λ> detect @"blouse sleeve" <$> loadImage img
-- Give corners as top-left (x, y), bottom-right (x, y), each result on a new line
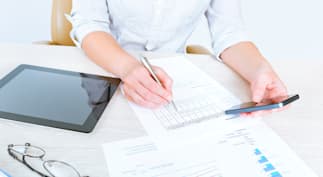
top-left (68, 0), bottom-right (112, 47)
top-left (206, 0), bottom-right (250, 61)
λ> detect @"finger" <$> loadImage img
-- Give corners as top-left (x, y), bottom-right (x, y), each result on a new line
top-left (268, 88), bottom-right (287, 99)
top-left (123, 84), bottom-right (159, 108)
top-left (132, 81), bottom-right (168, 105)
top-left (273, 104), bottom-right (290, 112)
top-left (139, 76), bottom-right (172, 102)
top-left (248, 110), bottom-right (273, 117)
top-left (251, 81), bottom-right (267, 103)
top-left (268, 80), bottom-right (288, 98)
top-left (240, 112), bottom-right (250, 117)
top-left (240, 112), bottom-right (258, 117)
top-left (153, 67), bottom-right (173, 92)
top-left (240, 109), bottom-right (270, 117)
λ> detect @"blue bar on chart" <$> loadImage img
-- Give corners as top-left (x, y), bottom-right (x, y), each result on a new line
top-left (264, 163), bottom-right (275, 172)
top-left (258, 156), bottom-right (268, 163)
top-left (270, 171), bottom-right (282, 177)
top-left (254, 148), bottom-right (262, 155)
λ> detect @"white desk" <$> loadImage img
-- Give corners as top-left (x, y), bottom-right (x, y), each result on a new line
top-left (0, 44), bottom-right (322, 177)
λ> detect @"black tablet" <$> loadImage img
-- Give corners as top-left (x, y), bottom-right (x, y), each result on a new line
top-left (0, 64), bottom-right (121, 133)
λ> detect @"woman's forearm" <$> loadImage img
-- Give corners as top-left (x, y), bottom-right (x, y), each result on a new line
top-left (220, 42), bottom-right (274, 83)
top-left (81, 31), bottom-right (140, 78)
top-left (81, 31), bottom-right (173, 108)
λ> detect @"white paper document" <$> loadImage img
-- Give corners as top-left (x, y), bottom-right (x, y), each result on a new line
top-left (128, 56), bottom-right (243, 148)
top-left (103, 120), bottom-right (318, 177)
top-left (106, 56), bottom-right (318, 177)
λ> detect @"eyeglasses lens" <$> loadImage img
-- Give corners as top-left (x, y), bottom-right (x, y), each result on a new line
top-left (44, 161), bottom-right (80, 177)
top-left (11, 145), bottom-right (45, 157)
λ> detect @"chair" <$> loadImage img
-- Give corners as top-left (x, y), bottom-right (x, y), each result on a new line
top-left (186, 45), bottom-right (214, 56)
top-left (51, 0), bottom-right (74, 45)
top-left (35, 0), bottom-right (74, 46)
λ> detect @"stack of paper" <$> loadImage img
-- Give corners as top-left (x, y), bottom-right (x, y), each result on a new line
top-left (103, 56), bottom-right (318, 177)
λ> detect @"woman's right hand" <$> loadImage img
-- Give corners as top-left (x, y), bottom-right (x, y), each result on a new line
top-left (121, 62), bottom-right (173, 108)
top-left (81, 32), bottom-right (173, 108)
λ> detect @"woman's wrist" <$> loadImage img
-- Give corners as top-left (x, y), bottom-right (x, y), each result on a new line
top-left (246, 58), bottom-right (273, 83)
top-left (118, 58), bottom-right (142, 80)
top-left (220, 42), bottom-right (276, 84)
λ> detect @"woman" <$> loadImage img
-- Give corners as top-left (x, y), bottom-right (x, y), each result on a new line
top-left (69, 0), bottom-right (287, 116)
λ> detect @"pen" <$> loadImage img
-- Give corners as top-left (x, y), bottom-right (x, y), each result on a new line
top-left (140, 56), bottom-right (177, 110)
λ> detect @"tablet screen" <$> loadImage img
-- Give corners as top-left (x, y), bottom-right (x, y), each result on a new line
top-left (0, 65), bottom-right (120, 132)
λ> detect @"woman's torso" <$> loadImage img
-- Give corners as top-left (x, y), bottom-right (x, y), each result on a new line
top-left (106, 0), bottom-right (212, 52)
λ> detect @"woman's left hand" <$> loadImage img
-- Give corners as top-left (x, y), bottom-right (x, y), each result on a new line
top-left (243, 64), bottom-right (288, 117)
top-left (220, 42), bottom-right (289, 117)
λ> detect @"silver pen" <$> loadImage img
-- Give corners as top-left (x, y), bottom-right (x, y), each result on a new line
top-left (140, 56), bottom-right (177, 110)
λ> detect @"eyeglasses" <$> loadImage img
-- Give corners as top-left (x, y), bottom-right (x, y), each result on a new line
top-left (8, 143), bottom-right (89, 177)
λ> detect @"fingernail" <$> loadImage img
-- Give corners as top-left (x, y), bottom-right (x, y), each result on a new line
top-left (253, 95), bottom-right (261, 102)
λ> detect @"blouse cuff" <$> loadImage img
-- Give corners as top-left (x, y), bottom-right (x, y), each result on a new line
top-left (70, 22), bottom-right (111, 48)
top-left (213, 31), bottom-right (250, 61)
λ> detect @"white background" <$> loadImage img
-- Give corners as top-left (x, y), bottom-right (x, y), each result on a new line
top-left (0, 0), bottom-right (322, 60)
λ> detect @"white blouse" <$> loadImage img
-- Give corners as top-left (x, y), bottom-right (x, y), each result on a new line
top-left (69, 0), bottom-right (249, 59)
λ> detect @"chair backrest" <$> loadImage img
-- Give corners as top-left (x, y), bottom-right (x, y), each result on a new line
top-left (51, 0), bottom-right (74, 46)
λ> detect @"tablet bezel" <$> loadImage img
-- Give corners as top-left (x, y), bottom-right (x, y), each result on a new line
top-left (0, 64), bottom-right (121, 133)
